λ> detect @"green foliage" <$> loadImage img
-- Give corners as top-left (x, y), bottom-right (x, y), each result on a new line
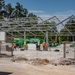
top-left (4, 3), bottom-right (13, 16)
top-left (0, 0), bottom-right (37, 18)
top-left (28, 13), bottom-right (38, 24)
top-left (60, 17), bottom-right (75, 41)
top-left (0, 0), bottom-right (5, 11)
top-left (0, 0), bottom-right (60, 43)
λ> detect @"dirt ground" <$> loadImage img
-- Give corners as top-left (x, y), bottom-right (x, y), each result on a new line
top-left (0, 58), bottom-right (75, 75)
top-left (0, 44), bottom-right (75, 75)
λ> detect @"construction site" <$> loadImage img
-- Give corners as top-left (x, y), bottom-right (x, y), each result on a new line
top-left (0, 15), bottom-right (75, 75)
top-left (0, 0), bottom-right (75, 75)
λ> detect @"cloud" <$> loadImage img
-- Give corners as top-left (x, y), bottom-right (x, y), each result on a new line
top-left (28, 10), bottom-right (44, 14)
top-left (54, 10), bottom-right (75, 15)
top-left (28, 10), bottom-right (75, 31)
top-left (36, 10), bottom-right (75, 32)
top-left (37, 10), bottom-right (75, 21)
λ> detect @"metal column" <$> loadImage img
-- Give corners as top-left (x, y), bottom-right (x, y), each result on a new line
top-left (11, 35), bottom-right (14, 56)
top-left (74, 47), bottom-right (75, 59)
top-left (5, 32), bottom-right (6, 43)
top-left (63, 43), bottom-right (66, 58)
top-left (59, 35), bottom-right (60, 44)
top-left (0, 44), bottom-right (1, 54)
top-left (46, 31), bottom-right (48, 51)
top-left (24, 29), bottom-right (26, 42)
top-left (73, 35), bottom-right (74, 42)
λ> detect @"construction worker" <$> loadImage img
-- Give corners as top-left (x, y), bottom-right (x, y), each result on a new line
top-left (36, 42), bottom-right (38, 50)
top-left (35, 41), bottom-right (40, 50)
top-left (13, 43), bottom-right (17, 50)
top-left (42, 41), bottom-right (47, 50)
top-left (24, 41), bottom-right (27, 50)
top-left (38, 41), bottom-right (40, 50)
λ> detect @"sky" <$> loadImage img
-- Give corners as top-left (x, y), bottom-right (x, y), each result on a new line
top-left (5, 0), bottom-right (75, 20)
top-left (4, 0), bottom-right (75, 32)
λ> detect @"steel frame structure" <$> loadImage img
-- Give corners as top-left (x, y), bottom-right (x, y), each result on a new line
top-left (0, 15), bottom-right (75, 42)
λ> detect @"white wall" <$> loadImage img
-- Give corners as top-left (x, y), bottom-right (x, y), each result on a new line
top-left (0, 32), bottom-right (6, 42)
top-left (28, 44), bottom-right (36, 50)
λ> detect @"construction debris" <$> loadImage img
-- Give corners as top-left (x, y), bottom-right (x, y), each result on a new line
top-left (29, 58), bottom-right (50, 65)
top-left (59, 58), bottom-right (75, 65)
top-left (11, 57), bottom-right (50, 65)
top-left (52, 58), bottom-right (75, 66)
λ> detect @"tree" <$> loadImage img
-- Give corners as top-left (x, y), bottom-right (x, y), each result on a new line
top-left (28, 13), bottom-right (38, 24)
top-left (45, 21), bottom-right (58, 42)
top-left (23, 8), bottom-right (28, 17)
top-left (0, 0), bottom-right (6, 18)
top-left (0, 10), bottom-right (7, 17)
top-left (66, 18), bottom-right (75, 33)
top-left (12, 2), bottom-right (28, 17)
top-left (4, 3), bottom-right (13, 17)
top-left (60, 17), bottom-right (75, 41)
top-left (0, 0), bottom-right (5, 11)
top-left (14, 2), bottom-right (22, 17)
top-left (28, 13), bottom-right (37, 17)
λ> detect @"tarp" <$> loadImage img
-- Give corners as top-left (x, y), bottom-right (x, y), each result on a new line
top-left (70, 43), bottom-right (75, 47)
top-left (14, 38), bottom-right (44, 45)
top-left (14, 38), bottom-right (30, 45)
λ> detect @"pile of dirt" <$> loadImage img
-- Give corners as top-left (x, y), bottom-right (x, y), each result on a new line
top-left (11, 57), bottom-right (50, 65)
top-left (59, 58), bottom-right (75, 65)
top-left (11, 57), bottom-right (28, 62)
top-left (29, 58), bottom-right (50, 65)
top-left (52, 58), bottom-right (75, 66)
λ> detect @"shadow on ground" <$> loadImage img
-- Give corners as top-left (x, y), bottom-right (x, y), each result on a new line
top-left (0, 72), bottom-right (12, 75)
top-left (0, 54), bottom-right (12, 58)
